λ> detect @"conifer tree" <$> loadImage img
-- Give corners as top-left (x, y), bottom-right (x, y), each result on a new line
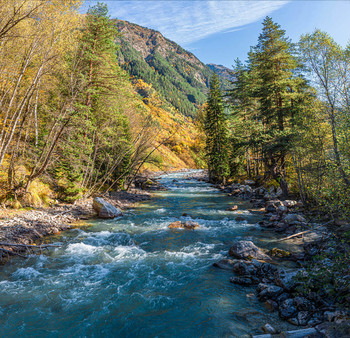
top-left (204, 73), bottom-right (229, 183)
top-left (66, 2), bottom-right (132, 193)
top-left (249, 17), bottom-right (308, 196)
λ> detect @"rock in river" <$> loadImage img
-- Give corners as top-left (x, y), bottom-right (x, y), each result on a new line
top-left (229, 241), bottom-right (271, 261)
top-left (168, 221), bottom-right (200, 230)
top-left (93, 197), bottom-right (123, 219)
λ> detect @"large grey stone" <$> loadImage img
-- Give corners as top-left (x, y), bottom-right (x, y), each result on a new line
top-left (93, 197), bottom-right (123, 219)
top-left (274, 269), bottom-right (298, 291)
top-left (284, 214), bottom-right (306, 224)
top-left (229, 241), bottom-right (271, 261)
top-left (258, 285), bottom-right (284, 301)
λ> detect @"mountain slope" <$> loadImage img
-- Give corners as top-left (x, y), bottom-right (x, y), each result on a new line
top-left (114, 20), bottom-right (213, 117)
top-left (207, 63), bottom-right (235, 82)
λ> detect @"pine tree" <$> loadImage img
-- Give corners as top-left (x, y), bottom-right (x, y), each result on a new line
top-left (64, 2), bottom-right (132, 194)
top-left (249, 17), bottom-right (308, 196)
top-left (204, 73), bottom-right (230, 183)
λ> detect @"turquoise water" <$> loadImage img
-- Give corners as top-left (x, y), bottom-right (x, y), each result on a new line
top-left (0, 171), bottom-right (292, 337)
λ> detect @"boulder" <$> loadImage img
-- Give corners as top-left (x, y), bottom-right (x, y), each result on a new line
top-left (168, 220), bottom-right (199, 230)
top-left (183, 221), bottom-right (200, 230)
top-left (93, 197), bottom-right (123, 219)
top-left (227, 205), bottom-right (238, 211)
top-left (279, 298), bottom-right (297, 319)
top-left (258, 285), bottom-right (284, 301)
top-left (168, 221), bottom-right (183, 229)
top-left (278, 205), bottom-right (288, 213)
top-left (293, 296), bottom-right (312, 311)
top-left (233, 261), bottom-right (255, 276)
top-left (244, 179), bottom-right (255, 186)
top-left (297, 311), bottom-right (311, 326)
top-left (283, 200), bottom-right (298, 208)
top-left (274, 269), bottom-right (298, 291)
top-left (284, 214), bottom-right (307, 224)
top-left (266, 200), bottom-right (284, 213)
top-left (229, 241), bottom-right (271, 261)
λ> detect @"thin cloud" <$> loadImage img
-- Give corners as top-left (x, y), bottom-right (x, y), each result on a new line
top-left (102, 1), bottom-right (289, 45)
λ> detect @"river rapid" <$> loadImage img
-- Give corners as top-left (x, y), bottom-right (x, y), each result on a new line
top-left (0, 170), bottom-right (293, 337)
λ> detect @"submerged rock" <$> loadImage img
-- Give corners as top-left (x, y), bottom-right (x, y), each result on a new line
top-left (229, 241), bottom-right (271, 261)
top-left (93, 197), bottom-right (123, 219)
top-left (213, 259), bottom-right (237, 270)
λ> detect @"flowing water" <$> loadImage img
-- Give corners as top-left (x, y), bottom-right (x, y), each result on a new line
top-left (0, 170), bottom-right (293, 337)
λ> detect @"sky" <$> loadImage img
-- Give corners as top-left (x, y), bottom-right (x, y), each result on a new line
top-left (83, 0), bottom-right (350, 68)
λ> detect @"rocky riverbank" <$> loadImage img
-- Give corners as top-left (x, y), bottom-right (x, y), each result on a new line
top-left (0, 188), bottom-right (152, 261)
top-left (188, 173), bottom-right (350, 336)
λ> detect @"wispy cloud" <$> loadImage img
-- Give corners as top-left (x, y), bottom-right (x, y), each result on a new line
top-left (97, 1), bottom-right (289, 45)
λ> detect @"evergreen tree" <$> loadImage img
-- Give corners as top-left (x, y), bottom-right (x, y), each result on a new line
top-left (249, 17), bottom-right (308, 196)
top-left (227, 59), bottom-right (260, 177)
top-left (204, 73), bottom-right (230, 183)
top-left (64, 2), bottom-right (132, 194)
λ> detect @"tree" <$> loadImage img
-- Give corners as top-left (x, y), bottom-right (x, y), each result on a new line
top-left (299, 30), bottom-right (350, 186)
top-left (204, 73), bottom-right (229, 183)
top-left (249, 17), bottom-right (308, 196)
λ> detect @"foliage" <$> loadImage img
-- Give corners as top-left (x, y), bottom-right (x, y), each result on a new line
top-left (204, 73), bottom-right (230, 183)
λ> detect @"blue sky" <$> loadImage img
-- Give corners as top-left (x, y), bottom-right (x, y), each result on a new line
top-left (84, 1), bottom-right (350, 68)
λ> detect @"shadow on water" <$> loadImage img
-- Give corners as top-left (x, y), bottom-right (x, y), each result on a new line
top-left (0, 170), bottom-right (294, 337)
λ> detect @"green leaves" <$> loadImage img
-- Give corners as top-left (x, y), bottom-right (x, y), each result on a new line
top-left (204, 73), bottom-right (230, 183)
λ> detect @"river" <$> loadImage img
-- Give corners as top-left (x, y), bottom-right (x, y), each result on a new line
top-left (0, 170), bottom-right (293, 337)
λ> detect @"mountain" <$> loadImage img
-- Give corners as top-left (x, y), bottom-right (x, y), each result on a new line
top-left (114, 20), bottom-right (214, 117)
top-left (207, 63), bottom-right (234, 82)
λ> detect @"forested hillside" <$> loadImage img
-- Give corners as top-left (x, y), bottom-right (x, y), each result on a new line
top-left (114, 20), bottom-right (214, 117)
top-left (0, 1), bottom-right (203, 207)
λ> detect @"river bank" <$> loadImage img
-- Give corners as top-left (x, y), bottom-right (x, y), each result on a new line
top-left (0, 188), bottom-right (152, 261)
top-left (0, 169), bottom-right (190, 259)
top-left (195, 173), bottom-right (350, 336)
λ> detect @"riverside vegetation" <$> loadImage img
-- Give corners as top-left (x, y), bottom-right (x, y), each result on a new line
top-left (0, 1), bottom-right (349, 336)
top-left (204, 16), bottom-right (350, 335)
